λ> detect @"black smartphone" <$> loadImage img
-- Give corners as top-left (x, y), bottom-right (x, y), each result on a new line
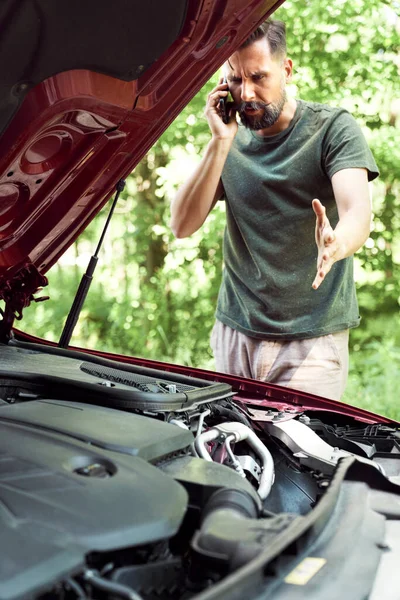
top-left (219, 77), bottom-right (230, 124)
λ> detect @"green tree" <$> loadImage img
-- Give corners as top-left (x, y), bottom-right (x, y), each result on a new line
top-left (19, 0), bottom-right (400, 417)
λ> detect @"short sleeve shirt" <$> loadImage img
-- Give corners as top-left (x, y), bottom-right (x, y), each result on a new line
top-left (217, 100), bottom-right (379, 339)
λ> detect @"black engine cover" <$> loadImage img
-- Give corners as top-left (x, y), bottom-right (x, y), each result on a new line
top-left (0, 401), bottom-right (189, 599)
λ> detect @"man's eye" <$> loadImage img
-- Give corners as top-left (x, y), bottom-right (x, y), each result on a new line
top-left (253, 75), bottom-right (265, 81)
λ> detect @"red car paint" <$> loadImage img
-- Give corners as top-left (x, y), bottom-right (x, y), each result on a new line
top-left (0, 0), bottom-right (284, 307)
top-left (2, 0), bottom-right (394, 429)
top-left (16, 330), bottom-right (399, 426)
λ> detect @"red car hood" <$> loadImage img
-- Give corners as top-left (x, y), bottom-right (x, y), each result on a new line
top-left (1, 0), bottom-right (395, 429)
top-left (0, 0), bottom-right (282, 322)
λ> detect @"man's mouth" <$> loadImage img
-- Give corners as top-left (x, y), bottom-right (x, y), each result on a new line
top-left (240, 102), bottom-right (267, 115)
top-left (239, 94), bottom-right (285, 130)
top-left (244, 107), bottom-right (261, 114)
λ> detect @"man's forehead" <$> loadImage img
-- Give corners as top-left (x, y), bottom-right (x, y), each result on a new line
top-left (226, 39), bottom-right (278, 73)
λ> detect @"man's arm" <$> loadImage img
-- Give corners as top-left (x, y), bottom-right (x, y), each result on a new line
top-left (170, 80), bottom-right (237, 239)
top-left (312, 167), bottom-right (371, 290)
top-left (170, 138), bottom-right (229, 238)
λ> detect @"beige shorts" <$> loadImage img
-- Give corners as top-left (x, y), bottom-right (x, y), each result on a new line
top-left (210, 320), bottom-right (349, 401)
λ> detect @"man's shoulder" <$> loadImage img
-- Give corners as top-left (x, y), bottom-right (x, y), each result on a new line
top-left (298, 99), bottom-right (349, 121)
top-left (297, 100), bottom-right (360, 137)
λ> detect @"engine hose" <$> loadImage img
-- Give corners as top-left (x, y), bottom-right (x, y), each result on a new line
top-left (191, 488), bottom-right (267, 575)
top-left (201, 487), bottom-right (260, 522)
top-left (212, 405), bottom-right (252, 428)
top-left (64, 578), bottom-right (87, 599)
top-left (195, 422), bottom-right (275, 500)
top-left (83, 570), bottom-right (144, 600)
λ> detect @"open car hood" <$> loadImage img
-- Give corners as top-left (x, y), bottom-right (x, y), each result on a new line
top-left (0, 0), bottom-right (282, 324)
top-left (0, 5), bottom-right (400, 597)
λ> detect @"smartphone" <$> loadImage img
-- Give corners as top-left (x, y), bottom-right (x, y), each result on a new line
top-left (219, 77), bottom-right (230, 124)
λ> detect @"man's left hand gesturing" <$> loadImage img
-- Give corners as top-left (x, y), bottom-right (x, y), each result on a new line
top-left (312, 198), bottom-right (345, 290)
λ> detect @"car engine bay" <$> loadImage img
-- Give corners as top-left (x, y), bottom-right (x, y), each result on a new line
top-left (0, 341), bottom-right (399, 600)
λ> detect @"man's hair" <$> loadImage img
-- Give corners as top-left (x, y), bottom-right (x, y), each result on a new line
top-left (241, 19), bottom-right (286, 58)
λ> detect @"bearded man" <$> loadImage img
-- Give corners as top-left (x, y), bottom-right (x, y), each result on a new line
top-left (170, 19), bottom-right (379, 400)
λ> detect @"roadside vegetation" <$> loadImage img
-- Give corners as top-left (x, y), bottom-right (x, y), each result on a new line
top-left (19, 0), bottom-right (400, 419)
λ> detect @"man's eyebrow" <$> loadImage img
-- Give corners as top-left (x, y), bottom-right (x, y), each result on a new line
top-left (227, 69), bottom-right (270, 79)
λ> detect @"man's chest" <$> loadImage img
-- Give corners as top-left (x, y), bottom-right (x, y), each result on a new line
top-left (221, 132), bottom-right (334, 217)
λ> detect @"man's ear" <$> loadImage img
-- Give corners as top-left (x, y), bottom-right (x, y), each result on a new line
top-left (284, 58), bottom-right (293, 82)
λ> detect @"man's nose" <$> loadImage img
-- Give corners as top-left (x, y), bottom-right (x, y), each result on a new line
top-left (241, 81), bottom-right (256, 102)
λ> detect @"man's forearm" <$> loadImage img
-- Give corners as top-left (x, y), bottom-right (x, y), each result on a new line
top-left (331, 167), bottom-right (372, 260)
top-left (333, 207), bottom-right (371, 260)
top-left (170, 137), bottom-right (232, 238)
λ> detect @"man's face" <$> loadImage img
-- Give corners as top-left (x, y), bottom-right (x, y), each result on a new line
top-left (226, 38), bottom-right (292, 131)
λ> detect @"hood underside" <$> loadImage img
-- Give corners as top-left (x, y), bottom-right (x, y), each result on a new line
top-left (0, 0), bottom-right (281, 312)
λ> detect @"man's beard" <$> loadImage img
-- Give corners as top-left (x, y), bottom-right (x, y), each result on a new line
top-left (238, 88), bottom-right (287, 131)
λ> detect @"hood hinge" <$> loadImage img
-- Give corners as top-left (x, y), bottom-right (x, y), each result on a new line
top-left (0, 264), bottom-right (49, 343)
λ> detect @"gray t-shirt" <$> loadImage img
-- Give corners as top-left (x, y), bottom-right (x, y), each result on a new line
top-left (217, 99), bottom-right (379, 340)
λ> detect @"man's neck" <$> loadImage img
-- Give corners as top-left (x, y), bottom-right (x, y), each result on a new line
top-left (255, 97), bottom-right (298, 137)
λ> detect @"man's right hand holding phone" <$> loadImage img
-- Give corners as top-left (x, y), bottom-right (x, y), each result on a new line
top-left (205, 77), bottom-right (238, 141)
top-left (171, 76), bottom-right (237, 238)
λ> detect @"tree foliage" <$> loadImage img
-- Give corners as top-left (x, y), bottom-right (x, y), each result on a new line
top-left (18, 0), bottom-right (400, 416)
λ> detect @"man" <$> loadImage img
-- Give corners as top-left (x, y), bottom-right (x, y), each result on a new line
top-left (170, 19), bottom-right (379, 400)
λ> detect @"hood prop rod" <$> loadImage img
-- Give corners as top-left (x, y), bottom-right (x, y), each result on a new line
top-left (58, 179), bottom-right (126, 348)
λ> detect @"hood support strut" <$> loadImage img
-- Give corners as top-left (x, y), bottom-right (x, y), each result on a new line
top-left (58, 179), bottom-right (126, 348)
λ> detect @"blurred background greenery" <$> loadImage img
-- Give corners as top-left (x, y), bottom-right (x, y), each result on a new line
top-left (18, 0), bottom-right (400, 419)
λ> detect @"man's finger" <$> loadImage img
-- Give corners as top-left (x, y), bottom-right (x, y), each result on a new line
top-left (312, 198), bottom-right (324, 215)
top-left (323, 227), bottom-right (335, 245)
top-left (312, 198), bottom-right (326, 226)
top-left (312, 269), bottom-right (325, 289)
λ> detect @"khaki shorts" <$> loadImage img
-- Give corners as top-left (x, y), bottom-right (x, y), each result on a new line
top-left (210, 320), bottom-right (349, 401)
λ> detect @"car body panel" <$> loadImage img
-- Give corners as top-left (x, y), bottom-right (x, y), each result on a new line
top-left (15, 330), bottom-right (400, 426)
top-left (0, 0), bottom-right (399, 590)
top-left (0, 0), bottom-right (283, 312)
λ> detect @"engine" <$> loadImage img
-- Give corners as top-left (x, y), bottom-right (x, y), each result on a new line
top-left (0, 343), bottom-right (399, 600)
